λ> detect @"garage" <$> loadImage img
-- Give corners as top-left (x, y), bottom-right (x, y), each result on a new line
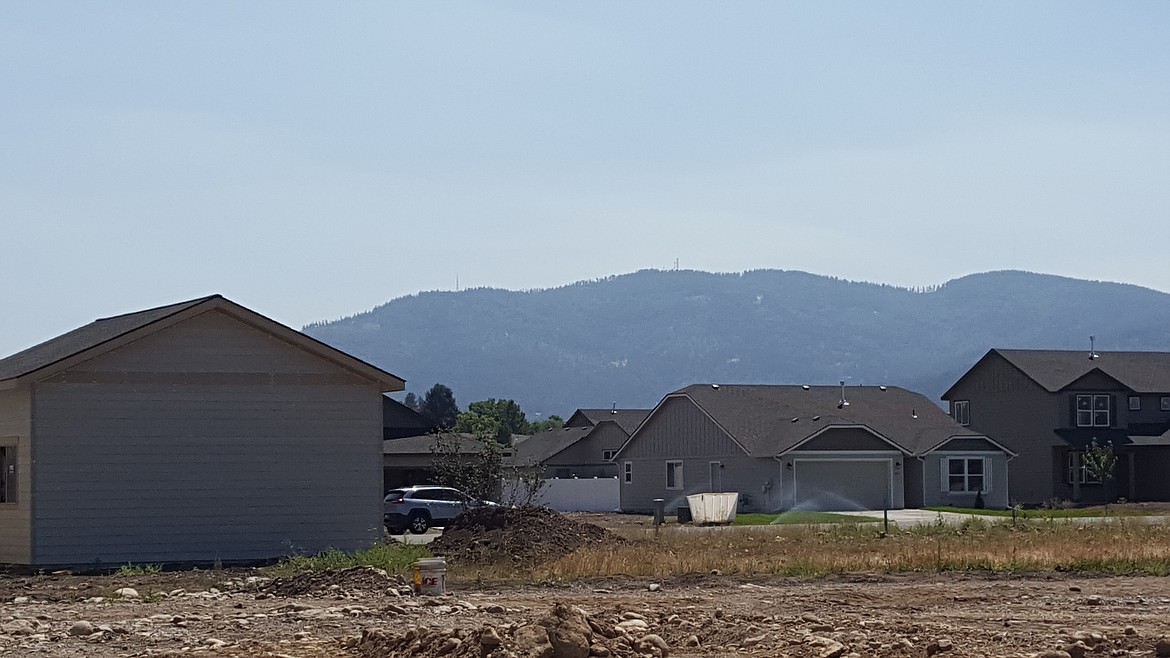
top-left (792, 459), bottom-right (893, 511)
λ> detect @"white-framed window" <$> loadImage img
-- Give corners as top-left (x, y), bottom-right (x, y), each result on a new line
top-left (1162, 396), bottom-right (1170, 412)
top-left (1066, 452), bottom-right (1103, 485)
top-left (622, 461), bottom-right (633, 484)
top-left (665, 460), bottom-right (684, 490)
top-left (942, 456), bottom-right (989, 494)
top-left (952, 400), bottom-right (970, 426)
top-left (602, 449), bottom-right (616, 461)
top-left (1129, 396), bottom-right (1141, 411)
top-left (1075, 394), bottom-right (1111, 427)
top-left (0, 446), bottom-right (15, 503)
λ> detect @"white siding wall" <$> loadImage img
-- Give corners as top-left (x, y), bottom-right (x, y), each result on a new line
top-left (29, 310), bottom-right (385, 566)
top-left (0, 387), bottom-right (31, 563)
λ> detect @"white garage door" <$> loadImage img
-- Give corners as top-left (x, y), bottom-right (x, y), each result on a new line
top-left (793, 460), bottom-right (891, 511)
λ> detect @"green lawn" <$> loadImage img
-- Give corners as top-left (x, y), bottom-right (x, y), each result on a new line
top-left (925, 506), bottom-right (1154, 518)
top-left (734, 511), bottom-right (881, 525)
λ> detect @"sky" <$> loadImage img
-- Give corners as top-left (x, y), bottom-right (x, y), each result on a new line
top-left (3, 2), bottom-right (1169, 356)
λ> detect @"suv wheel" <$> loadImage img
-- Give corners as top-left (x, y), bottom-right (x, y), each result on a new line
top-left (408, 512), bottom-right (430, 535)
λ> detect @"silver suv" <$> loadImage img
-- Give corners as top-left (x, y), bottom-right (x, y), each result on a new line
top-left (383, 485), bottom-right (496, 534)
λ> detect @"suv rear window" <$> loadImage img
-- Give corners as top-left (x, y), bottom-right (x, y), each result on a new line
top-left (384, 490), bottom-right (405, 500)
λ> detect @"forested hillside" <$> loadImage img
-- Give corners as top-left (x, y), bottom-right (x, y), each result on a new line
top-left (303, 270), bottom-right (1170, 417)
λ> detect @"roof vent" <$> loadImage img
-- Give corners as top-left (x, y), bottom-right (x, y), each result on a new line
top-left (802, 384), bottom-right (810, 391)
top-left (711, 383), bottom-right (720, 390)
top-left (790, 417), bottom-right (799, 423)
top-left (811, 415), bottom-right (821, 421)
top-left (879, 385), bottom-right (887, 391)
top-left (1089, 335), bottom-right (1099, 360)
top-left (837, 380), bottom-right (850, 409)
top-left (911, 408), bottom-right (918, 419)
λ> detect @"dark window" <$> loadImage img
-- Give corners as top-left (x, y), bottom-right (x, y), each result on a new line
top-left (666, 460), bottom-right (683, 490)
top-left (602, 449), bottom-right (616, 461)
top-left (0, 447), bottom-right (14, 503)
top-left (1129, 396), bottom-right (1141, 411)
top-left (1076, 394), bottom-right (1111, 427)
top-left (1066, 452), bottom-right (1102, 485)
top-left (953, 400), bottom-right (970, 426)
top-left (944, 457), bottom-right (987, 493)
top-left (623, 461), bottom-right (633, 484)
top-left (1162, 397), bottom-right (1170, 412)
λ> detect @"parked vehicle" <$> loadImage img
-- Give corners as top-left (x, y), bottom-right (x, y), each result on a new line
top-left (383, 485), bottom-right (497, 534)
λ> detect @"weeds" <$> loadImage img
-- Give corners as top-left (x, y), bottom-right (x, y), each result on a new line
top-left (116, 563), bottom-right (162, 576)
top-left (267, 542), bottom-right (431, 578)
top-left (450, 518), bottom-right (1170, 583)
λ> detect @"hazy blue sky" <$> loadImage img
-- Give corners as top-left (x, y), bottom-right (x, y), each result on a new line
top-left (3, 3), bottom-right (1169, 355)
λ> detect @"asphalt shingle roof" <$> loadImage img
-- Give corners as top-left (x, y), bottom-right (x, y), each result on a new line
top-left (571, 409), bottom-right (651, 434)
top-left (511, 426), bottom-right (594, 464)
top-left (672, 384), bottom-right (984, 457)
top-left (0, 296), bottom-right (216, 382)
top-left (993, 349), bottom-right (1170, 393)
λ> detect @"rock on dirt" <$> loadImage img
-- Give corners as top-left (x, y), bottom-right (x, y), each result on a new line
top-left (428, 507), bottom-right (623, 566)
top-left (356, 602), bottom-right (667, 658)
top-left (262, 566), bottom-right (398, 597)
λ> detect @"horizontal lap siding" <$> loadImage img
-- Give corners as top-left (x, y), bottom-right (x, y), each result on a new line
top-left (619, 398), bottom-right (776, 512)
top-left (30, 313), bottom-right (383, 566)
top-left (0, 387), bottom-right (31, 563)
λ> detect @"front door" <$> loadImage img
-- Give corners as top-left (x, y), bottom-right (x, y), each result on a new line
top-left (709, 461), bottom-right (722, 492)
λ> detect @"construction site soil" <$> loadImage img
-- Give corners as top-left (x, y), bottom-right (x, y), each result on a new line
top-left (2, 508), bottom-right (1169, 658)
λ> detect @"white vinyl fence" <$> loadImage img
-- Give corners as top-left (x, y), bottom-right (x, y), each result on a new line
top-left (502, 477), bottom-right (620, 512)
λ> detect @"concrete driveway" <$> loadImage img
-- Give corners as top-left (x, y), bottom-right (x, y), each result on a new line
top-left (846, 509), bottom-right (984, 527)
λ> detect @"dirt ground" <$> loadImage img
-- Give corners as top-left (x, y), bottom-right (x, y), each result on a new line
top-left (3, 510), bottom-right (1170, 658)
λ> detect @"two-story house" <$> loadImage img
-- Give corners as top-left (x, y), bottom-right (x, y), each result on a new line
top-left (943, 349), bottom-right (1170, 505)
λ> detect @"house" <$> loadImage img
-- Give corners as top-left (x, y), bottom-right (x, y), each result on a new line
top-left (383, 396), bottom-right (439, 440)
top-left (513, 408), bottom-right (651, 478)
top-left (943, 349), bottom-right (1170, 505)
top-left (382, 432), bottom-right (513, 490)
top-left (0, 295), bottom-right (404, 567)
top-left (614, 384), bottom-right (1012, 513)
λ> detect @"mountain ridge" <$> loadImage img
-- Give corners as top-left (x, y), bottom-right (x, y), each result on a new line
top-left (303, 269), bottom-right (1170, 416)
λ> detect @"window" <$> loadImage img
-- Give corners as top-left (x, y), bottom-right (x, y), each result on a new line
top-left (602, 450), bottom-right (616, 461)
top-left (943, 457), bottom-right (988, 494)
top-left (952, 400), bottom-right (970, 426)
top-left (665, 460), bottom-right (684, 490)
top-left (1129, 396), bottom-right (1141, 411)
top-left (1075, 394), bottom-right (1111, 427)
top-left (1162, 397), bottom-right (1170, 412)
top-left (622, 461), bottom-right (633, 484)
top-left (1066, 452), bottom-right (1102, 485)
top-left (0, 447), bottom-right (15, 503)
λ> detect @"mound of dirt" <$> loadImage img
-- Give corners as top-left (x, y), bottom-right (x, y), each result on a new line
top-left (262, 566), bottom-right (401, 597)
top-left (428, 506), bottom-right (623, 566)
top-left (356, 602), bottom-right (667, 658)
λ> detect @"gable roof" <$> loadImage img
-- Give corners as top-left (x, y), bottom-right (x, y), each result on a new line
top-left (382, 432), bottom-right (510, 456)
top-left (511, 426), bottom-right (595, 464)
top-left (649, 384), bottom-right (988, 458)
top-left (944, 349), bottom-right (1170, 398)
top-left (566, 408), bottom-right (651, 434)
top-left (0, 295), bottom-right (405, 390)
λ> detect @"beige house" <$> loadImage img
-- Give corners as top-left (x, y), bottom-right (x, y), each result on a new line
top-left (0, 295), bottom-right (403, 567)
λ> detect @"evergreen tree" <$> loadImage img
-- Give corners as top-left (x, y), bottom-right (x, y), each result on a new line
top-left (403, 392), bottom-right (421, 413)
top-left (419, 383), bottom-right (459, 429)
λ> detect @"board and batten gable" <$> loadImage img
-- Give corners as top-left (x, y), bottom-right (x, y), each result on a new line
top-left (28, 308), bottom-right (386, 566)
top-left (945, 351), bottom-right (1069, 504)
top-left (0, 386), bottom-right (32, 564)
top-left (543, 422), bottom-right (627, 478)
top-left (617, 396), bottom-right (781, 513)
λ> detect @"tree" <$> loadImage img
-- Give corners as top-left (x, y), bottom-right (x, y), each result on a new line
top-left (1082, 439), bottom-right (1117, 491)
top-left (403, 392), bottom-right (421, 413)
top-left (528, 414), bottom-right (565, 433)
top-left (419, 384), bottom-right (459, 429)
top-left (456, 398), bottom-right (528, 443)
